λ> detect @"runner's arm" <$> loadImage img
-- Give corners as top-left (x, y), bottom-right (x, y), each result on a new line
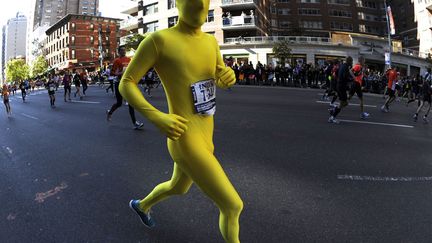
top-left (119, 34), bottom-right (188, 140)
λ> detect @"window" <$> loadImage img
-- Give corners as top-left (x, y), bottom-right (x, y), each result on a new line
top-left (206, 10), bottom-right (214, 23)
top-left (71, 36), bottom-right (75, 45)
top-left (168, 16), bottom-right (178, 28)
top-left (327, 0), bottom-right (350, 5)
top-left (90, 36), bottom-right (94, 44)
top-left (356, 0), bottom-right (377, 9)
top-left (144, 3), bottom-right (158, 16)
top-left (279, 21), bottom-right (291, 28)
top-left (90, 23), bottom-right (94, 30)
top-left (298, 8), bottom-right (321, 15)
top-left (277, 8), bottom-right (290, 15)
top-left (71, 49), bottom-right (75, 59)
top-left (330, 21), bottom-right (353, 30)
top-left (168, 0), bottom-right (176, 9)
top-left (299, 20), bottom-right (322, 29)
top-left (329, 10), bottom-right (351, 18)
top-left (71, 22), bottom-right (76, 31)
top-left (144, 21), bottom-right (159, 33)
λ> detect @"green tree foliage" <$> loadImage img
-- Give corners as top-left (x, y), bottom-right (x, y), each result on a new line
top-left (6, 59), bottom-right (30, 83)
top-left (31, 55), bottom-right (49, 78)
top-left (272, 40), bottom-right (292, 65)
top-left (124, 33), bottom-right (148, 51)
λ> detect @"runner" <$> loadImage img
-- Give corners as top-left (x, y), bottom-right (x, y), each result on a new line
top-left (63, 71), bottom-right (72, 102)
top-left (120, 1), bottom-right (243, 242)
top-left (19, 81), bottom-right (26, 102)
top-left (46, 75), bottom-right (57, 108)
top-left (413, 68), bottom-right (432, 123)
top-left (106, 45), bottom-right (144, 130)
top-left (73, 70), bottom-right (83, 100)
top-left (1, 84), bottom-right (11, 116)
top-left (348, 56), bottom-right (369, 119)
top-left (381, 67), bottom-right (399, 113)
top-left (328, 56), bottom-right (354, 123)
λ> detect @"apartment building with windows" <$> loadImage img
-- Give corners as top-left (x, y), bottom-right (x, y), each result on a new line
top-left (1, 13), bottom-right (27, 81)
top-left (122, 0), bottom-right (430, 75)
top-left (44, 14), bottom-right (121, 71)
top-left (411, 0), bottom-right (432, 59)
top-left (27, 0), bottom-right (100, 65)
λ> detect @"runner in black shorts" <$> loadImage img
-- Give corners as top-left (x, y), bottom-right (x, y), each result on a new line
top-left (413, 69), bottom-right (432, 123)
top-left (328, 56), bottom-right (353, 123)
top-left (348, 56), bottom-right (369, 119)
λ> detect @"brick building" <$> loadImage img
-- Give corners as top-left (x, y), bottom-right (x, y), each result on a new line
top-left (44, 14), bottom-right (121, 72)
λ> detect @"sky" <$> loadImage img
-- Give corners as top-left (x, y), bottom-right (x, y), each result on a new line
top-left (0, 0), bottom-right (130, 27)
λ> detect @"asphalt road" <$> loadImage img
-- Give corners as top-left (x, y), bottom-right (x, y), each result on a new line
top-left (0, 85), bottom-right (431, 243)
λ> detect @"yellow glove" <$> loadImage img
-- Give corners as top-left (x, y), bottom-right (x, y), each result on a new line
top-left (148, 112), bottom-right (189, 141)
top-left (216, 65), bottom-right (236, 89)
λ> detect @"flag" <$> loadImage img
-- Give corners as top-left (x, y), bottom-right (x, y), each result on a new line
top-left (387, 6), bottom-right (396, 35)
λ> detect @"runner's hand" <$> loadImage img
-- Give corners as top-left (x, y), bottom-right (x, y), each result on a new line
top-left (151, 113), bottom-right (189, 140)
top-left (216, 65), bottom-right (236, 89)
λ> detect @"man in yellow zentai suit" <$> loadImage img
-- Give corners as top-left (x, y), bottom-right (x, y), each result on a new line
top-left (119, 0), bottom-right (243, 242)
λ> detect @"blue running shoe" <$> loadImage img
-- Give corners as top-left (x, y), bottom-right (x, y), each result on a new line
top-left (129, 200), bottom-right (156, 228)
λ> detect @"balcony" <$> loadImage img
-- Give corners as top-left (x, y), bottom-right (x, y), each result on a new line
top-left (120, 17), bottom-right (139, 31)
top-left (426, 0), bottom-right (432, 12)
top-left (221, 0), bottom-right (257, 10)
top-left (222, 16), bottom-right (257, 30)
top-left (121, 0), bottom-right (140, 15)
top-left (224, 36), bottom-right (333, 46)
top-left (223, 35), bottom-right (429, 59)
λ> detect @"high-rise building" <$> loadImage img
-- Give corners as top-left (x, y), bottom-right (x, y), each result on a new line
top-left (411, 0), bottom-right (432, 59)
top-left (1, 13), bottom-right (27, 81)
top-left (1, 26), bottom-right (6, 82)
top-left (388, 0), bottom-right (418, 51)
top-left (122, 0), bottom-right (430, 75)
top-left (31, 0), bottom-right (100, 30)
top-left (27, 0), bottom-right (100, 65)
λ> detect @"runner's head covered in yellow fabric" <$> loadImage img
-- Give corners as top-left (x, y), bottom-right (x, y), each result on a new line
top-left (176, 0), bottom-right (210, 28)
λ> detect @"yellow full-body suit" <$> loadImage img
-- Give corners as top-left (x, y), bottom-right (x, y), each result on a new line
top-left (119, 1), bottom-right (243, 242)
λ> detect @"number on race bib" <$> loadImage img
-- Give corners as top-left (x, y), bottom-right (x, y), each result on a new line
top-left (191, 79), bottom-right (216, 116)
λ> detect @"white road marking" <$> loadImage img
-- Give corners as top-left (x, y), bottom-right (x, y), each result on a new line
top-left (338, 175), bottom-right (432, 182)
top-left (338, 119), bottom-right (414, 128)
top-left (70, 100), bottom-right (100, 104)
top-left (21, 113), bottom-right (39, 120)
top-left (316, 100), bottom-right (377, 108)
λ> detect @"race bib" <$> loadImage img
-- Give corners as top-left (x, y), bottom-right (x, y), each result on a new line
top-left (191, 79), bottom-right (216, 116)
top-left (49, 86), bottom-right (55, 91)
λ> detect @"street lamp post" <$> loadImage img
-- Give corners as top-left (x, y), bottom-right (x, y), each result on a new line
top-left (384, 0), bottom-right (392, 69)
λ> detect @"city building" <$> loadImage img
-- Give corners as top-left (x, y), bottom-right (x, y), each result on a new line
top-left (388, 0), bottom-right (418, 51)
top-left (27, 0), bottom-right (100, 65)
top-left (119, 0), bottom-right (144, 45)
top-left (124, 0), bottom-right (430, 75)
top-left (1, 13), bottom-right (27, 81)
top-left (1, 26), bottom-right (6, 81)
top-left (411, 0), bottom-right (432, 60)
top-left (44, 14), bottom-right (121, 72)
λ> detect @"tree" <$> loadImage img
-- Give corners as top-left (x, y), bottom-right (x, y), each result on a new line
top-left (124, 33), bottom-right (148, 51)
top-left (5, 59), bottom-right (30, 83)
top-left (272, 40), bottom-right (292, 65)
top-left (31, 55), bottom-right (49, 78)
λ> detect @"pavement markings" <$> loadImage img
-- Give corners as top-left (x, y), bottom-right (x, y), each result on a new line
top-left (338, 119), bottom-right (414, 128)
top-left (316, 100), bottom-right (377, 108)
top-left (70, 100), bottom-right (100, 104)
top-left (21, 113), bottom-right (39, 120)
top-left (338, 175), bottom-right (432, 182)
